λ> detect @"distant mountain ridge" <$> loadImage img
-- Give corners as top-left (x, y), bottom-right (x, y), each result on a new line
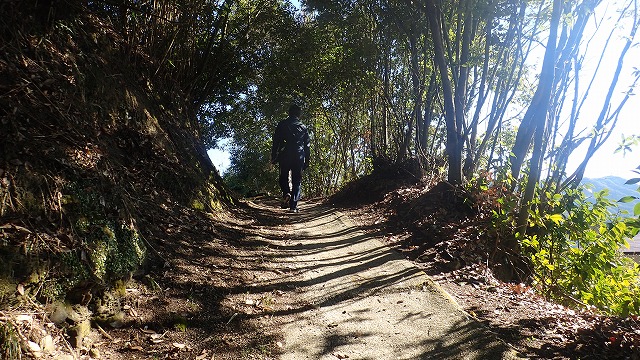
top-left (582, 176), bottom-right (639, 215)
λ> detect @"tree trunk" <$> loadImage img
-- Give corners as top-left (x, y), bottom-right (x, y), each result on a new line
top-left (513, 0), bottom-right (562, 232)
top-left (510, 0), bottom-right (561, 182)
top-left (455, 1), bottom-right (473, 179)
top-left (426, 0), bottom-right (462, 185)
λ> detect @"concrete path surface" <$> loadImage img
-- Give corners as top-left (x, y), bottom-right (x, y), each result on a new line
top-left (254, 200), bottom-right (522, 360)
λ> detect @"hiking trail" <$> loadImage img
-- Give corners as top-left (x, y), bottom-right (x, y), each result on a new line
top-left (248, 199), bottom-right (520, 360)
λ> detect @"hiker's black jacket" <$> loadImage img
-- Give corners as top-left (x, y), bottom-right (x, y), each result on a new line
top-left (271, 116), bottom-right (310, 167)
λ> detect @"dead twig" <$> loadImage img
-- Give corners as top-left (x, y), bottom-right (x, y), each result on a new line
top-left (95, 323), bottom-right (113, 341)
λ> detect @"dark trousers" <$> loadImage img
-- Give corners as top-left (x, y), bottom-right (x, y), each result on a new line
top-left (279, 158), bottom-right (303, 209)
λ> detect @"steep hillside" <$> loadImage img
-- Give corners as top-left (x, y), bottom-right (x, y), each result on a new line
top-left (1, 2), bottom-right (232, 357)
top-left (583, 176), bottom-right (639, 214)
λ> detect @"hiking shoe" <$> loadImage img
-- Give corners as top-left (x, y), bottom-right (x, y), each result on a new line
top-left (281, 194), bottom-right (291, 209)
top-left (288, 208), bottom-right (298, 213)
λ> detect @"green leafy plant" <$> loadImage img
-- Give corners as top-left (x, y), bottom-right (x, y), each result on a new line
top-left (520, 185), bottom-right (640, 316)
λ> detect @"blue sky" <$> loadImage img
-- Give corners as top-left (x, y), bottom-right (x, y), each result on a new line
top-left (208, 140), bottom-right (231, 174)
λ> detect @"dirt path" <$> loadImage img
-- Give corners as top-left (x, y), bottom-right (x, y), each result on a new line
top-left (88, 198), bottom-right (522, 359)
top-left (249, 199), bottom-right (522, 360)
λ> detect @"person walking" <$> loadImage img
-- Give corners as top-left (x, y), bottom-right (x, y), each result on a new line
top-left (271, 104), bottom-right (310, 212)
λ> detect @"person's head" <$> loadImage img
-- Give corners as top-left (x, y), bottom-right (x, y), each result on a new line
top-left (288, 104), bottom-right (302, 118)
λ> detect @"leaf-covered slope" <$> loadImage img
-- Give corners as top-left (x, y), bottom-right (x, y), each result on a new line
top-left (0, 3), bottom-right (230, 305)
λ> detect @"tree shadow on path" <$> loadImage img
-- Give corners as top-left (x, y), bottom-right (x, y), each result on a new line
top-left (245, 198), bottom-right (519, 360)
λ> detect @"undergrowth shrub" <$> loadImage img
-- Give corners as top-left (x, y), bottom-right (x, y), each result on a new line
top-left (518, 186), bottom-right (640, 316)
top-left (471, 165), bottom-right (640, 316)
top-left (0, 321), bottom-right (20, 360)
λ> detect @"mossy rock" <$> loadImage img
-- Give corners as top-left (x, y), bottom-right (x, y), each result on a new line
top-left (0, 278), bottom-right (17, 305)
top-left (191, 175), bottom-right (233, 212)
top-left (68, 319), bottom-right (91, 348)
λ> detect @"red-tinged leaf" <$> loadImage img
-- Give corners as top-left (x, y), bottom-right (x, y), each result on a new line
top-left (512, 283), bottom-right (530, 294)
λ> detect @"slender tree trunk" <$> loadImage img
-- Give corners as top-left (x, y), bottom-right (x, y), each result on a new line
top-left (513, 0), bottom-right (562, 232)
top-left (370, 97), bottom-right (377, 159)
top-left (421, 73), bottom-right (437, 152)
top-left (456, 1), bottom-right (473, 179)
top-left (383, 51), bottom-right (390, 156)
top-left (510, 0), bottom-right (561, 182)
top-left (426, 0), bottom-right (462, 185)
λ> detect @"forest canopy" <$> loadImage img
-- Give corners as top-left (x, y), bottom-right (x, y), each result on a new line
top-left (201, 0), bottom-right (639, 201)
top-left (199, 0), bottom-right (640, 314)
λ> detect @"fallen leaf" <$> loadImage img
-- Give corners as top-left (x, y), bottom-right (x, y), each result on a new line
top-left (40, 335), bottom-right (54, 353)
top-left (27, 341), bottom-right (41, 352)
top-left (195, 350), bottom-right (209, 360)
top-left (16, 314), bottom-right (32, 322)
top-left (333, 352), bottom-right (349, 359)
top-left (226, 312), bottom-right (238, 325)
top-left (173, 342), bottom-right (186, 349)
top-left (276, 341), bottom-right (283, 348)
top-left (17, 284), bottom-right (24, 296)
top-left (148, 332), bottom-right (165, 344)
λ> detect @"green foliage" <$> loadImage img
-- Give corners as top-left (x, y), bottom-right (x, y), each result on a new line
top-left (615, 135), bottom-right (640, 157)
top-left (469, 170), bottom-right (518, 236)
top-left (475, 162), bottom-right (640, 317)
top-left (518, 186), bottom-right (640, 316)
top-left (171, 313), bottom-right (188, 332)
top-left (224, 130), bottom-right (280, 196)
